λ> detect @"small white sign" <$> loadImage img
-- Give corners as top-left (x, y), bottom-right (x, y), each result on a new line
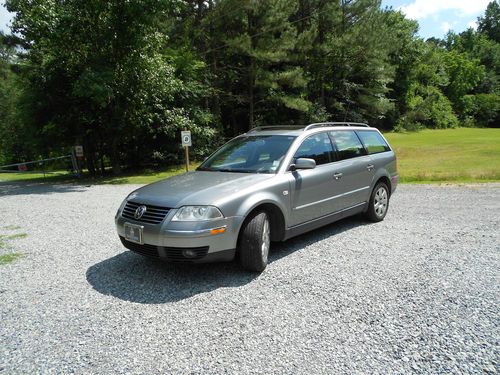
top-left (75, 145), bottom-right (84, 157)
top-left (181, 131), bottom-right (192, 147)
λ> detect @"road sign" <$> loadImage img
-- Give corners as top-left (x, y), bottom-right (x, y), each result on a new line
top-left (75, 145), bottom-right (84, 158)
top-left (181, 131), bottom-right (192, 147)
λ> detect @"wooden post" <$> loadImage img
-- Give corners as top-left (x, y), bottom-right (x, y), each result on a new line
top-left (185, 146), bottom-right (190, 172)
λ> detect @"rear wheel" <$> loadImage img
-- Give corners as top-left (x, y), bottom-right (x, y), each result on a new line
top-left (366, 182), bottom-right (389, 222)
top-left (238, 211), bottom-right (270, 272)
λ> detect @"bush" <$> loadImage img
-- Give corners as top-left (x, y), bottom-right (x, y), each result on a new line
top-left (461, 94), bottom-right (500, 127)
top-left (397, 85), bottom-right (459, 130)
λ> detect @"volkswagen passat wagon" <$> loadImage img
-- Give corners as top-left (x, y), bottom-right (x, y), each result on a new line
top-left (115, 122), bottom-right (398, 272)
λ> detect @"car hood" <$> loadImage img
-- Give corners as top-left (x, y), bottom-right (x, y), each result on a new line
top-left (127, 171), bottom-right (274, 208)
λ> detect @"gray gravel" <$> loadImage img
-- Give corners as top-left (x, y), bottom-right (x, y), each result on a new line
top-left (0, 181), bottom-right (498, 374)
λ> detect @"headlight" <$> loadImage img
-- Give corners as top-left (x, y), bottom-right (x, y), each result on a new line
top-left (172, 206), bottom-right (223, 221)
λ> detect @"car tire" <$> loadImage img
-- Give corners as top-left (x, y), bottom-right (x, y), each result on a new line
top-left (238, 211), bottom-right (271, 272)
top-left (366, 182), bottom-right (390, 222)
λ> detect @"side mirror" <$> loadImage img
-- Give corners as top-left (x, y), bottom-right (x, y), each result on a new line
top-left (290, 158), bottom-right (316, 171)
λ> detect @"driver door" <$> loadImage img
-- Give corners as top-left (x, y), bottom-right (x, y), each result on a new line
top-left (288, 132), bottom-right (337, 226)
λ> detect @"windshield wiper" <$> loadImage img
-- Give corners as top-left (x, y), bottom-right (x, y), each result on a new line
top-left (211, 168), bottom-right (256, 173)
top-left (199, 167), bottom-right (267, 173)
top-left (197, 167), bottom-right (214, 171)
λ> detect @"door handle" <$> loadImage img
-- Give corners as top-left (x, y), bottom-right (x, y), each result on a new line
top-left (333, 172), bottom-right (343, 180)
top-left (366, 164), bottom-right (375, 171)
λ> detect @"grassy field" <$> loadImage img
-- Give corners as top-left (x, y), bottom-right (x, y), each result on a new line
top-left (0, 128), bottom-right (499, 184)
top-left (384, 128), bottom-right (500, 183)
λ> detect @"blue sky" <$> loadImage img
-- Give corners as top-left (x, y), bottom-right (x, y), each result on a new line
top-left (0, 0), bottom-right (492, 39)
top-left (0, 1), bottom-right (11, 33)
top-left (382, 0), bottom-right (491, 39)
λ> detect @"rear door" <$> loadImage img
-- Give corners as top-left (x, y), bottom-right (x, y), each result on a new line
top-left (288, 132), bottom-right (337, 226)
top-left (328, 130), bottom-right (374, 211)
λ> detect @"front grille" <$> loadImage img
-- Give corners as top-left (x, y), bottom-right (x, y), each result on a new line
top-left (121, 201), bottom-right (170, 225)
top-left (120, 236), bottom-right (159, 258)
top-left (119, 237), bottom-right (209, 262)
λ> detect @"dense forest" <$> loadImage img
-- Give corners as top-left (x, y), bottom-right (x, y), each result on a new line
top-left (1, 0), bottom-right (499, 174)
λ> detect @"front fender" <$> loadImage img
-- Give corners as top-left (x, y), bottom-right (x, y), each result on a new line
top-left (214, 178), bottom-right (290, 238)
top-left (236, 191), bottom-right (288, 221)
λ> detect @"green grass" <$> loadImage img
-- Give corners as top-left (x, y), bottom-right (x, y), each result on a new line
top-left (2, 233), bottom-right (28, 240)
top-left (0, 233), bottom-right (28, 248)
top-left (0, 164), bottom-right (197, 185)
top-left (0, 171), bottom-right (73, 183)
top-left (3, 225), bottom-right (22, 230)
top-left (0, 252), bottom-right (24, 265)
top-left (384, 128), bottom-right (500, 183)
top-left (1, 128), bottom-right (499, 184)
top-left (0, 230), bottom-right (27, 266)
top-left (86, 164), bottom-right (200, 184)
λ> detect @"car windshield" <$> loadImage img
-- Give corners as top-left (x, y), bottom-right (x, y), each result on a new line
top-left (197, 135), bottom-right (296, 174)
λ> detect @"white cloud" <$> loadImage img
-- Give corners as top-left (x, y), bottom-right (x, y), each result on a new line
top-left (467, 20), bottom-right (478, 30)
top-left (400, 0), bottom-right (490, 20)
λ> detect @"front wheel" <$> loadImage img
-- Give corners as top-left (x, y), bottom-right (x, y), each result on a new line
top-left (238, 212), bottom-right (270, 272)
top-left (365, 182), bottom-right (390, 222)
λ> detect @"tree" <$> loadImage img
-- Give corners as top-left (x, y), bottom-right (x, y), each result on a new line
top-left (478, 1), bottom-right (500, 43)
top-left (6, 0), bottom-right (216, 174)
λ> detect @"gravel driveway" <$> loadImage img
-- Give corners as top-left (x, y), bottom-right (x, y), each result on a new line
top-left (0, 182), bottom-right (498, 374)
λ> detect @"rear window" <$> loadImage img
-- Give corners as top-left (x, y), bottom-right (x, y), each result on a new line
top-left (329, 130), bottom-right (365, 160)
top-left (356, 131), bottom-right (391, 154)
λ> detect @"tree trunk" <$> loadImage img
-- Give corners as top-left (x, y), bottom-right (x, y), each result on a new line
top-left (247, 10), bottom-right (256, 129)
top-left (249, 58), bottom-right (255, 129)
top-left (111, 137), bottom-right (121, 175)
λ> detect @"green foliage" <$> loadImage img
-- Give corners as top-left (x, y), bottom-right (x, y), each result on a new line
top-left (0, 0), bottom-right (499, 171)
top-left (397, 85), bottom-right (458, 130)
top-left (4, 0), bottom-right (216, 173)
top-left (461, 93), bottom-right (500, 127)
top-left (442, 50), bottom-right (485, 109)
top-left (478, 1), bottom-right (500, 43)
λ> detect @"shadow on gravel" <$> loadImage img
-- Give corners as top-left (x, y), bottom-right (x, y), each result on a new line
top-left (86, 215), bottom-right (370, 304)
top-left (86, 252), bottom-right (258, 304)
top-left (270, 215), bottom-right (371, 263)
top-left (0, 181), bottom-right (88, 196)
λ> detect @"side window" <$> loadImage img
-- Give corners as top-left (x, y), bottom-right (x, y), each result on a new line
top-left (356, 130), bottom-right (391, 154)
top-left (329, 130), bottom-right (365, 160)
top-left (294, 132), bottom-right (335, 165)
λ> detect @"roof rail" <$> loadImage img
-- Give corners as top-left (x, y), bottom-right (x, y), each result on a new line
top-left (304, 122), bottom-right (370, 131)
top-left (247, 125), bottom-right (305, 133)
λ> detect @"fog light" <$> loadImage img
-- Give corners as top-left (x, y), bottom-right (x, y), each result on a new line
top-left (182, 249), bottom-right (198, 258)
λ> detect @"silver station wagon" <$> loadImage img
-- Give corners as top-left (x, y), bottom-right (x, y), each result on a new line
top-left (115, 122), bottom-right (398, 272)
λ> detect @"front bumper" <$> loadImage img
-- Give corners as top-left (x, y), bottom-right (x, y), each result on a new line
top-left (115, 208), bottom-right (244, 263)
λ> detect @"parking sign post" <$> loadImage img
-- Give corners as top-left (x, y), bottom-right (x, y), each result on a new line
top-left (181, 131), bottom-right (192, 172)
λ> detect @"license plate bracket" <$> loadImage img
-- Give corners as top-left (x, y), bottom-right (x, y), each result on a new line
top-left (124, 223), bottom-right (144, 244)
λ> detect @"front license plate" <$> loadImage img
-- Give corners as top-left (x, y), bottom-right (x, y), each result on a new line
top-left (124, 223), bottom-right (144, 244)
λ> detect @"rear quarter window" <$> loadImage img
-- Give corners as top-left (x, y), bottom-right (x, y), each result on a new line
top-left (356, 131), bottom-right (391, 154)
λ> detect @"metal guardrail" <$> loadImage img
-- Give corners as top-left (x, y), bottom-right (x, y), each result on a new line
top-left (0, 155), bottom-right (77, 177)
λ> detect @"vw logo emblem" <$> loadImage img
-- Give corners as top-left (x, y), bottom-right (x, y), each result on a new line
top-left (134, 205), bottom-right (147, 220)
